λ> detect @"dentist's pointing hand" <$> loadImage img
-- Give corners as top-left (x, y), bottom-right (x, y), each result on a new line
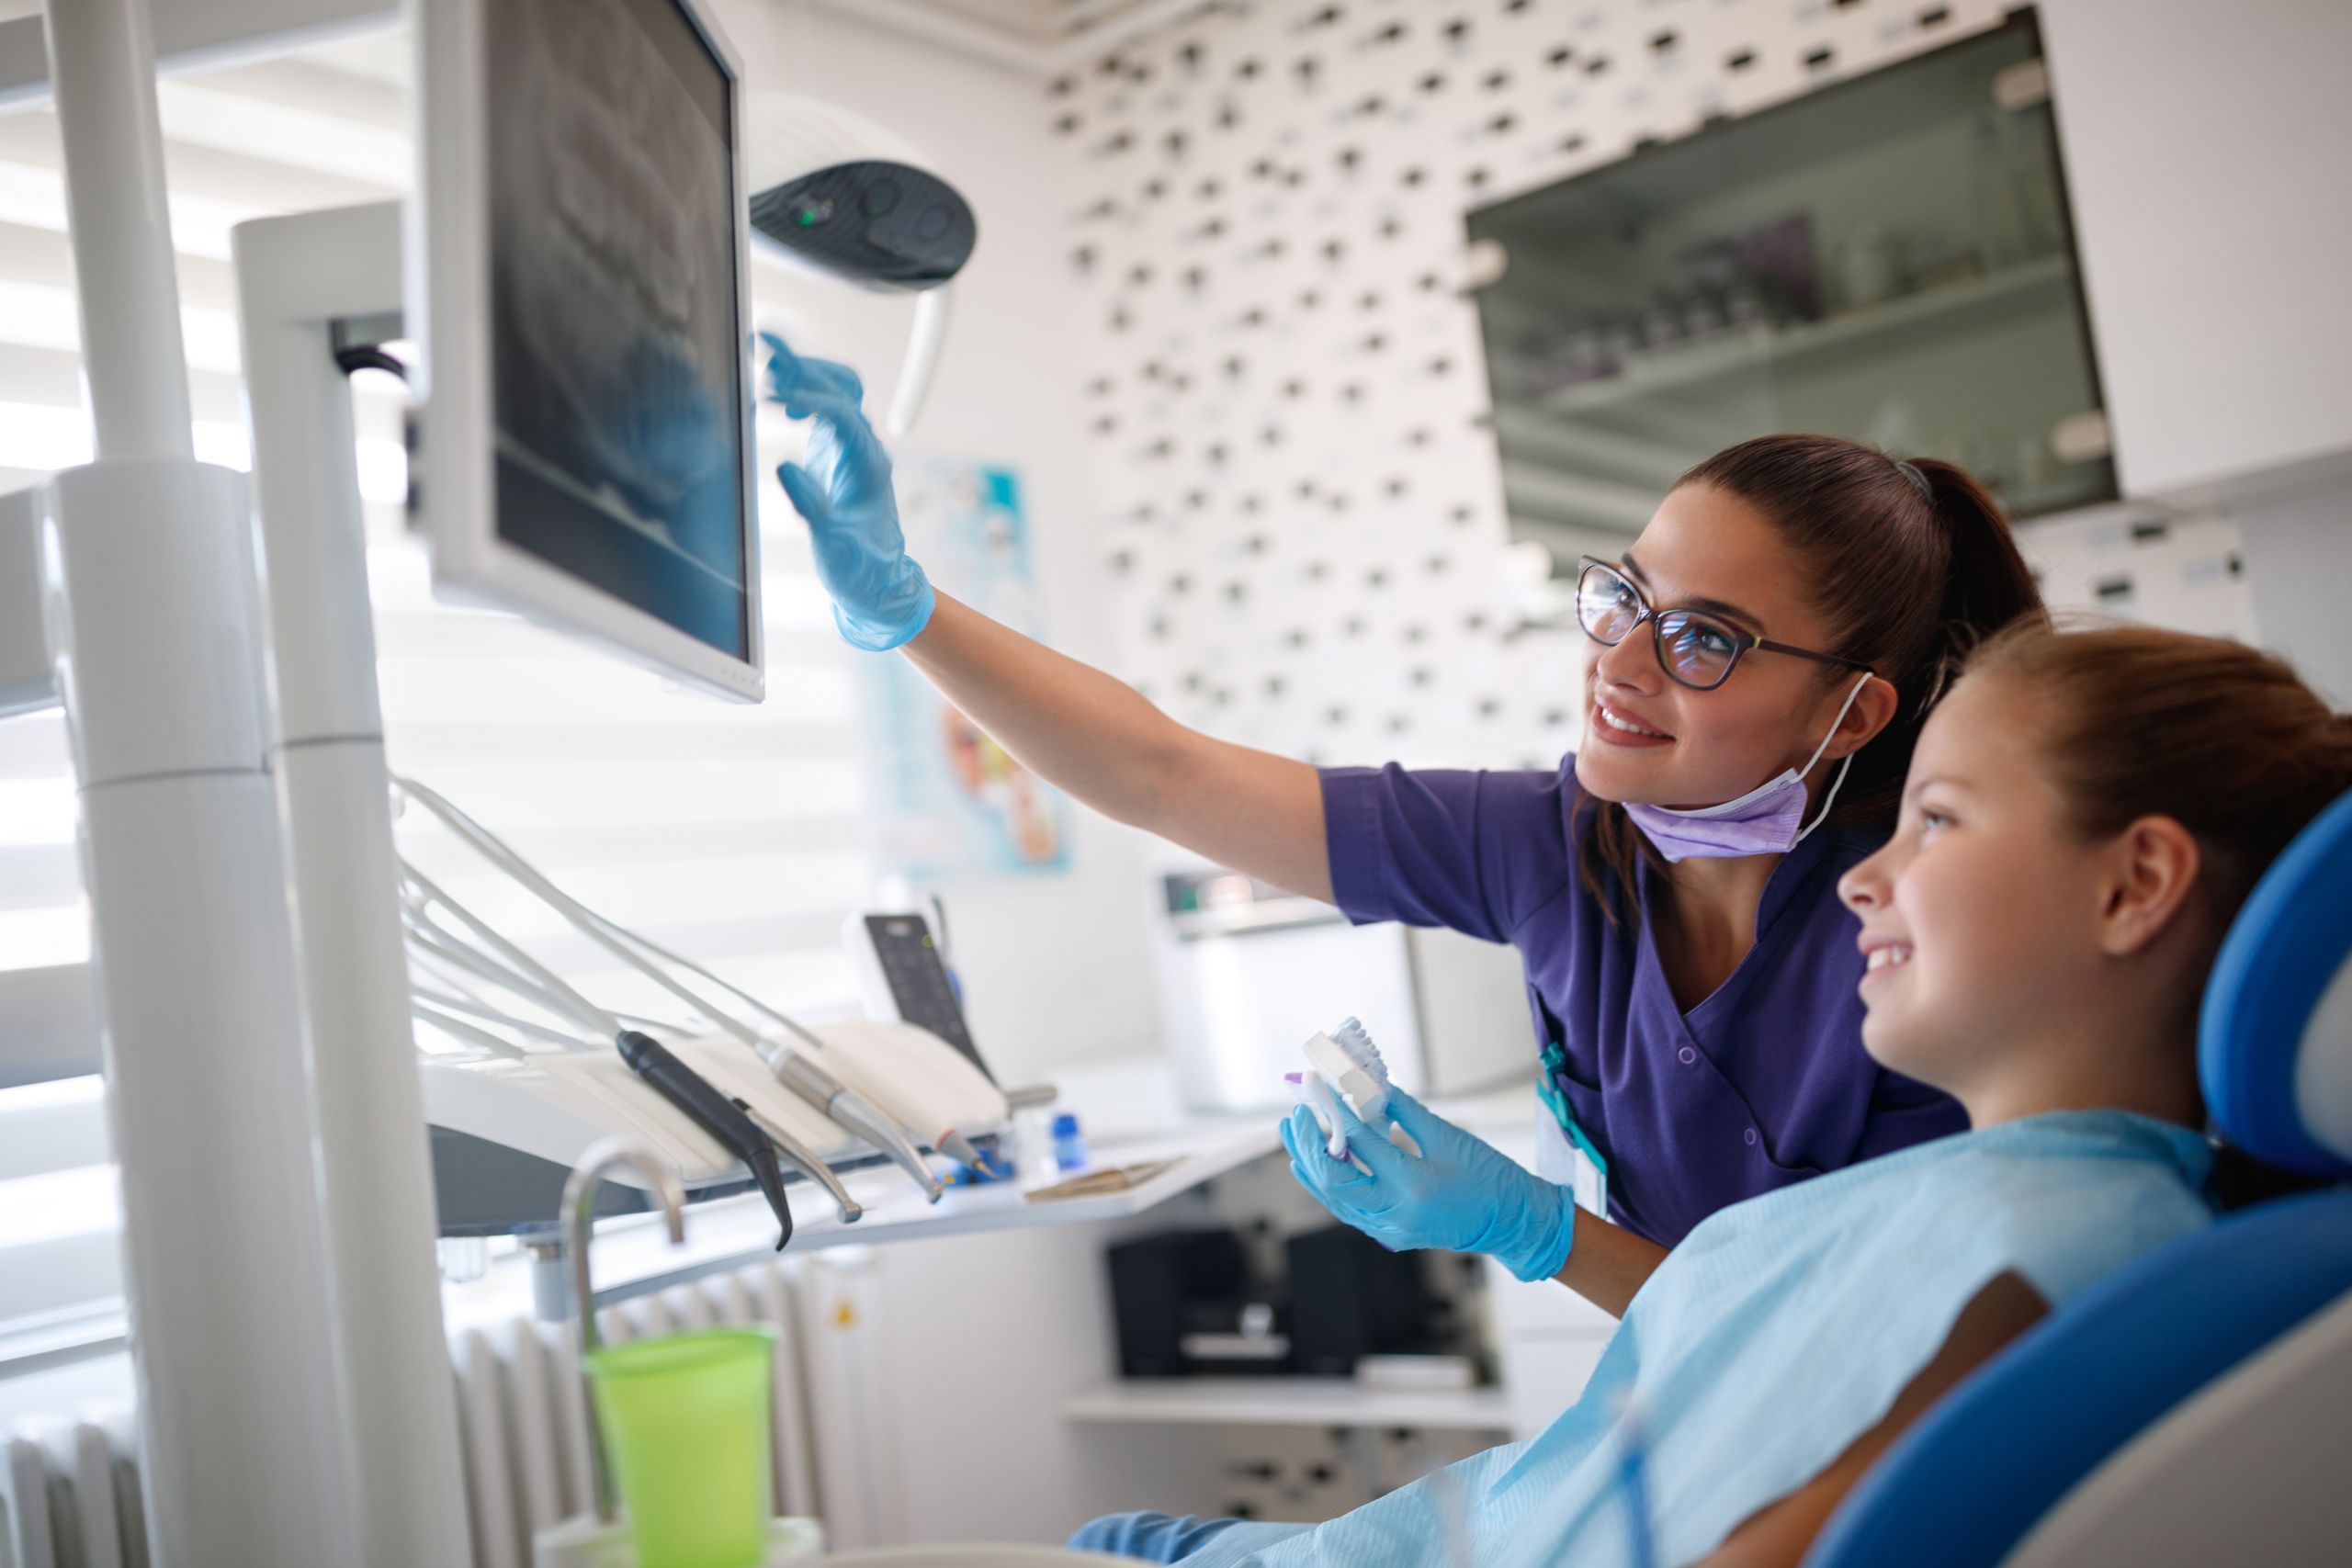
top-left (1283, 1087), bottom-right (1576, 1282)
top-left (761, 333), bottom-right (935, 650)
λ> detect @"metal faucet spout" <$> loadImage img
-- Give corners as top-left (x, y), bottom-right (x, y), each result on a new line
top-left (561, 1135), bottom-right (689, 1523)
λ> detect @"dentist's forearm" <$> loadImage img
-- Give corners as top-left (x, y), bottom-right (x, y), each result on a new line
top-left (901, 592), bottom-right (1335, 899)
top-left (1548, 1213), bottom-right (1668, 1319)
top-left (901, 592), bottom-right (1178, 823)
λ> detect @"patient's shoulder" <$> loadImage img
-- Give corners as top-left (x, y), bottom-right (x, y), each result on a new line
top-left (1946, 1113), bottom-right (2216, 1303)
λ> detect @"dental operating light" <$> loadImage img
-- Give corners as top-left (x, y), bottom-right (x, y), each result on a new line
top-left (745, 92), bottom-right (975, 436)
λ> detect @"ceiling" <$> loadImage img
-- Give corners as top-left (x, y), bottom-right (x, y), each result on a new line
top-left (904, 0), bottom-right (1172, 47)
top-left (796, 0), bottom-right (1211, 73)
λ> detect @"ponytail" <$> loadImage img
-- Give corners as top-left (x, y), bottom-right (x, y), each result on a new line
top-left (1909, 457), bottom-right (2045, 714)
top-left (1575, 435), bottom-right (2046, 922)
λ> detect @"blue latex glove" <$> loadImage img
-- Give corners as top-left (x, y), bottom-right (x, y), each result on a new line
top-left (1283, 1086), bottom-right (1575, 1283)
top-left (760, 333), bottom-right (935, 650)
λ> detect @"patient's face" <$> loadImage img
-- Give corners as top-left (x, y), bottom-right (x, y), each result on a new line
top-left (1835, 673), bottom-right (2109, 1104)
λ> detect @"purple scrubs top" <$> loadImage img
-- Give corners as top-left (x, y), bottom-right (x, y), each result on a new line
top-left (1321, 760), bottom-right (1966, 1247)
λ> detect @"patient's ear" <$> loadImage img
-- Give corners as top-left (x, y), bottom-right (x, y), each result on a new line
top-left (2096, 815), bottom-right (2201, 958)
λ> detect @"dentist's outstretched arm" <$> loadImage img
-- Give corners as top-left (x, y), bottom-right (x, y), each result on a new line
top-left (1284, 1089), bottom-right (1668, 1318)
top-left (765, 335), bottom-right (1332, 900)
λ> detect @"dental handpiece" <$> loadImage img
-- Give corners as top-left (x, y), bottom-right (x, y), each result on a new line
top-left (756, 1041), bottom-right (944, 1204)
top-left (617, 1031), bottom-right (793, 1250)
top-left (735, 1100), bottom-right (864, 1224)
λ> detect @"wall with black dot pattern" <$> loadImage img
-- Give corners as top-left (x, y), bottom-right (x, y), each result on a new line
top-left (1044, 0), bottom-right (2253, 773)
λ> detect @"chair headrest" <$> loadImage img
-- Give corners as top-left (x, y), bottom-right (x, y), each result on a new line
top-left (2200, 787), bottom-right (2352, 1180)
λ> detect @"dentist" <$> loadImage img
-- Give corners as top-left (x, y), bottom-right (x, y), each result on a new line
top-left (765, 337), bottom-right (2042, 1313)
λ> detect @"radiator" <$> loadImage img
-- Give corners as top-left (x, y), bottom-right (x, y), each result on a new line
top-left (1, 1257), bottom-right (827, 1568)
top-left (0, 1409), bottom-right (143, 1568)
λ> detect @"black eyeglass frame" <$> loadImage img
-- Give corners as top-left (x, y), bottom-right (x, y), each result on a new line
top-left (1575, 556), bottom-right (1874, 692)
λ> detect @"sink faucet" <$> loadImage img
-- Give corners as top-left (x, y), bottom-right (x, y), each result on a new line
top-left (562, 1136), bottom-right (689, 1525)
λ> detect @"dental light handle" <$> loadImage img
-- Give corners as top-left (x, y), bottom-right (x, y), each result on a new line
top-left (761, 1042), bottom-right (944, 1202)
top-left (882, 284), bottom-right (949, 438)
top-left (737, 1100), bottom-right (863, 1224)
top-left (616, 1031), bottom-right (793, 1250)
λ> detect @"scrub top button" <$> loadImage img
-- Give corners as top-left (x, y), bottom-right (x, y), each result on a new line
top-left (1677, 1046), bottom-right (1697, 1066)
top-left (1745, 1127), bottom-right (1759, 1147)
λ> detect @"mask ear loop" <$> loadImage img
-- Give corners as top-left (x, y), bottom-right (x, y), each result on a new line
top-left (1794, 673), bottom-right (1876, 845)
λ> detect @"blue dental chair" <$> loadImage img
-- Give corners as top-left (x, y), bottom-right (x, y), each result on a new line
top-left (1805, 789), bottom-right (2352, 1568)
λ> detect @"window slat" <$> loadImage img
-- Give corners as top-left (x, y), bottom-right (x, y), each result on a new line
top-left (0, 1077), bottom-right (106, 1183)
top-left (0, 964), bottom-right (97, 1090)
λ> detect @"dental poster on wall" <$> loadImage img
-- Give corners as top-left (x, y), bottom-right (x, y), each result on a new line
top-left (857, 457), bottom-right (1071, 880)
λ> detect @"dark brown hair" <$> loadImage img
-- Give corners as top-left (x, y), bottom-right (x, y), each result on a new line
top-left (1577, 434), bottom-right (2045, 919)
top-left (1964, 620), bottom-right (2352, 931)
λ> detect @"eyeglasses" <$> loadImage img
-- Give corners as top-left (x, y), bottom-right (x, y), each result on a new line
top-left (1576, 557), bottom-right (1872, 692)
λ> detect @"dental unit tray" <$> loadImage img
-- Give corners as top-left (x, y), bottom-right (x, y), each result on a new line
top-left (420, 1020), bottom-right (967, 1235)
top-left (393, 776), bottom-right (1009, 1237)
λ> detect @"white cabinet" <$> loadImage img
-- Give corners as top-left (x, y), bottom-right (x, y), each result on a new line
top-left (2040, 0), bottom-right (2352, 499)
top-left (1483, 1254), bottom-right (1617, 1442)
top-left (1479, 1124), bottom-right (1620, 1441)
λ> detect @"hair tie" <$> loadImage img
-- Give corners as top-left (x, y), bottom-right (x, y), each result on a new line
top-left (1895, 460), bottom-right (1932, 502)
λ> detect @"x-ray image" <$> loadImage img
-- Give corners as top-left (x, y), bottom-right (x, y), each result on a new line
top-left (487, 0), bottom-right (750, 660)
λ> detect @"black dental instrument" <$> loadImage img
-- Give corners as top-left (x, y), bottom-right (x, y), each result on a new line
top-left (617, 1030), bottom-right (794, 1250)
top-left (734, 1097), bottom-right (865, 1225)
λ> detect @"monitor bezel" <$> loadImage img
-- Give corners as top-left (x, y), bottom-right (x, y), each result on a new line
top-left (412, 0), bottom-right (765, 704)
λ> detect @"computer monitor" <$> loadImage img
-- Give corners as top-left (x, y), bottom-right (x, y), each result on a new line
top-left (413, 0), bottom-right (763, 701)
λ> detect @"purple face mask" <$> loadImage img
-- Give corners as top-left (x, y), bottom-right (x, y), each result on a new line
top-left (1623, 674), bottom-right (1872, 862)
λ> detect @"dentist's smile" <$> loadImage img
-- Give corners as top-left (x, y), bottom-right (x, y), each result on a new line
top-left (1591, 698), bottom-right (1674, 747)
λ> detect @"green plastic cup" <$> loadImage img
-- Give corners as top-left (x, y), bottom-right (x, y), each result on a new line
top-left (587, 1325), bottom-right (777, 1568)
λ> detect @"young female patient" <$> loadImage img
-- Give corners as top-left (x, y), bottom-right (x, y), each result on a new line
top-left (1076, 623), bottom-right (2352, 1567)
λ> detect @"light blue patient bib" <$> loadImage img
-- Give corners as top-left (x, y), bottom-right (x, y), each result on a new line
top-left (1182, 1111), bottom-right (2214, 1568)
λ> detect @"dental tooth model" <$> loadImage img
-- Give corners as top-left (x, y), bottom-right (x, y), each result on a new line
top-left (1292, 1016), bottom-right (1423, 1174)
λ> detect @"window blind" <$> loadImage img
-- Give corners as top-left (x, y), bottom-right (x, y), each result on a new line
top-left (0, 29), bottom-right (872, 1334)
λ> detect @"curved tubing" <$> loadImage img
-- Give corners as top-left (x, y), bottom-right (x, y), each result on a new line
top-left (395, 776), bottom-right (950, 1201)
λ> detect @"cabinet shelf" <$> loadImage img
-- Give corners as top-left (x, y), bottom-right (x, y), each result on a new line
top-left (1063, 1377), bottom-right (1513, 1431)
top-left (1535, 254), bottom-right (2079, 418)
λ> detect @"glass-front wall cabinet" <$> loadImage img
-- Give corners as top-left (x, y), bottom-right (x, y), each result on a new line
top-left (1469, 15), bottom-right (2110, 623)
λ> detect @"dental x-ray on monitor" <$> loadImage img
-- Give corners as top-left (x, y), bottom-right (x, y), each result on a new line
top-left (412, 0), bottom-right (763, 701)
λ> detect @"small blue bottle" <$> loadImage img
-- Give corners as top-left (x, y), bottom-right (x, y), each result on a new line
top-left (1050, 1111), bottom-right (1088, 1172)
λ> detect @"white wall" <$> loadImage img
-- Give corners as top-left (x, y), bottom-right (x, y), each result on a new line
top-left (2237, 479), bottom-right (2352, 708)
top-left (713, 0), bottom-right (1160, 1082)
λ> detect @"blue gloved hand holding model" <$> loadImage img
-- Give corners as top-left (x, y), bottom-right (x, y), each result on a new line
top-left (1283, 1087), bottom-right (1577, 1283)
top-left (760, 332), bottom-right (936, 650)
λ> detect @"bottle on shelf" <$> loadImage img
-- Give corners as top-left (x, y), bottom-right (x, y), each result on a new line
top-left (1052, 1111), bottom-right (1089, 1172)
